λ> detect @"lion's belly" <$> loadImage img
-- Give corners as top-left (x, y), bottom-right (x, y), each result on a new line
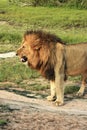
top-left (65, 45), bottom-right (87, 76)
top-left (66, 58), bottom-right (87, 76)
top-left (67, 69), bottom-right (85, 76)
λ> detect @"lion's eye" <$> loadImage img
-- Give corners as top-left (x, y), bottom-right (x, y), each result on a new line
top-left (22, 46), bottom-right (25, 48)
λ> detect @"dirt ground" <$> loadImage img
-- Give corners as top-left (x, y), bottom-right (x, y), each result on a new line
top-left (0, 84), bottom-right (87, 130)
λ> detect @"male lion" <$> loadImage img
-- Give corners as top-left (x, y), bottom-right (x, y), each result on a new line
top-left (16, 30), bottom-right (87, 106)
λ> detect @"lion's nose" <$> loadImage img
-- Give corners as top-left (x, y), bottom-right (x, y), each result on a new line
top-left (16, 53), bottom-right (18, 56)
top-left (16, 50), bottom-right (19, 56)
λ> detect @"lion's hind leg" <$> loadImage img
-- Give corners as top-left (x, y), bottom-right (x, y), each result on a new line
top-left (76, 75), bottom-right (87, 97)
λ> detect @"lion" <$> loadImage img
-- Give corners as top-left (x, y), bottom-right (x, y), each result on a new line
top-left (16, 30), bottom-right (87, 106)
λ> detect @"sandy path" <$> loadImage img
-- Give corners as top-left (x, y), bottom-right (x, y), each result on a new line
top-left (0, 52), bottom-right (16, 58)
top-left (0, 90), bottom-right (87, 115)
top-left (0, 89), bottom-right (87, 130)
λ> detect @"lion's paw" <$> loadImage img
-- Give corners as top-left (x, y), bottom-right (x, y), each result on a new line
top-left (46, 95), bottom-right (56, 101)
top-left (76, 91), bottom-right (84, 97)
top-left (55, 100), bottom-right (64, 106)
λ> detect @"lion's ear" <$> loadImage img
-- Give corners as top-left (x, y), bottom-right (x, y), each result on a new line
top-left (32, 44), bottom-right (41, 50)
top-left (32, 39), bottom-right (42, 50)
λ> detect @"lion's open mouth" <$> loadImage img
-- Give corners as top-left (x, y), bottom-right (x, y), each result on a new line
top-left (21, 56), bottom-right (28, 62)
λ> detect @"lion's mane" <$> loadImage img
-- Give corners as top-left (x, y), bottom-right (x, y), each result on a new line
top-left (24, 30), bottom-right (65, 80)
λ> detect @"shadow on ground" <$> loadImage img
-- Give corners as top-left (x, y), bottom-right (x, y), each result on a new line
top-left (0, 87), bottom-right (48, 99)
top-left (0, 84), bottom-right (87, 102)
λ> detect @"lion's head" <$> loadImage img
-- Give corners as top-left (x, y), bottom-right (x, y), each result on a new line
top-left (16, 30), bottom-right (65, 80)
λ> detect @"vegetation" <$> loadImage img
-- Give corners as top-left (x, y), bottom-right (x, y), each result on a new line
top-left (0, 120), bottom-right (7, 126)
top-left (0, 1), bottom-right (87, 52)
top-left (9, 0), bottom-right (87, 9)
top-left (0, 58), bottom-right (39, 82)
top-left (0, 0), bottom-right (87, 94)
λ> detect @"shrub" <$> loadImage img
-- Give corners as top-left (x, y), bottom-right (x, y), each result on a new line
top-left (67, 0), bottom-right (87, 9)
top-left (8, 0), bottom-right (87, 8)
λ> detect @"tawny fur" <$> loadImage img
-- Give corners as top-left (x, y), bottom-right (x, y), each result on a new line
top-left (17, 30), bottom-right (87, 106)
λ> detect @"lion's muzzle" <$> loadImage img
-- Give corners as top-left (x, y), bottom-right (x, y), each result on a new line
top-left (16, 49), bottom-right (28, 62)
top-left (21, 56), bottom-right (28, 62)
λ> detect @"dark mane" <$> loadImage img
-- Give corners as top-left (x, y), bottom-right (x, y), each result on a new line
top-left (24, 30), bottom-right (65, 44)
top-left (24, 30), bottom-right (65, 80)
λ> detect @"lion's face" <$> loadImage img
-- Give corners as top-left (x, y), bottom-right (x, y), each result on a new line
top-left (16, 34), bottom-right (41, 68)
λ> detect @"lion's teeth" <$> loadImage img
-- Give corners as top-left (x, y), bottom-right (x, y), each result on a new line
top-left (21, 58), bottom-right (24, 62)
top-left (21, 58), bottom-right (27, 63)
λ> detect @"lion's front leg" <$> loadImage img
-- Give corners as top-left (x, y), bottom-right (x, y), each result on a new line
top-left (55, 74), bottom-right (64, 106)
top-left (47, 80), bottom-right (56, 101)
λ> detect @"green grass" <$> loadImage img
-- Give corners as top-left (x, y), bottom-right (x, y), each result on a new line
top-left (0, 58), bottom-right (39, 82)
top-left (0, 120), bottom-right (7, 126)
top-left (0, 0), bottom-right (87, 53)
top-left (20, 82), bottom-right (49, 91)
top-left (0, 57), bottom-right (40, 83)
top-left (65, 85), bottom-right (79, 94)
